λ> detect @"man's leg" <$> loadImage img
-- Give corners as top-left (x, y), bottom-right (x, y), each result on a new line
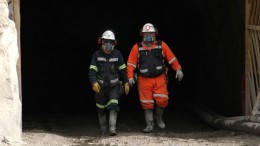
top-left (107, 85), bottom-right (120, 136)
top-left (109, 109), bottom-right (117, 136)
top-left (143, 109), bottom-right (154, 133)
top-left (138, 76), bottom-right (154, 133)
top-left (95, 89), bottom-right (108, 135)
top-left (154, 74), bottom-right (168, 129)
top-left (155, 106), bottom-right (165, 129)
top-left (98, 110), bottom-right (107, 135)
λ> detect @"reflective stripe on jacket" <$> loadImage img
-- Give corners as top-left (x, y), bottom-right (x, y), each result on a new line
top-left (89, 49), bottom-right (127, 87)
top-left (137, 41), bottom-right (165, 77)
top-left (127, 40), bottom-right (182, 79)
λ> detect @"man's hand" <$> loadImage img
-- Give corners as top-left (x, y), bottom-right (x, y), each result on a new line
top-left (92, 82), bottom-right (101, 93)
top-left (176, 70), bottom-right (184, 81)
top-left (128, 78), bottom-right (135, 87)
top-left (124, 83), bottom-right (130, 95)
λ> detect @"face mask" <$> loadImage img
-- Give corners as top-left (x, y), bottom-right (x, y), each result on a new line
top-left (144, 33), bottom-right (153, 42)
top-left (102, 42), bottom-right (114, 51)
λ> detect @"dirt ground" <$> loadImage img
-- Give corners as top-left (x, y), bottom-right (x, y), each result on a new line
top-left (17, 107), bottom-right (260, 146)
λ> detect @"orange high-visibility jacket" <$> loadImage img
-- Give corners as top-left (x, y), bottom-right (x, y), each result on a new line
top-left (127, 40), bottom-right (182, 79)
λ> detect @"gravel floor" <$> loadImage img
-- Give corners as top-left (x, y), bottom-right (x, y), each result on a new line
top-left (19, 107), bottom-right (260, 146)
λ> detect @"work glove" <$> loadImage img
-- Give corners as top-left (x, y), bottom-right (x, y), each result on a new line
top-left (176, 69), bottom-right (184, 81)
top-left (92, 82), bottom-right (101, 93)
top-left (124, 82), bottom-right (130, 95)
top-left (128, 78), bottom-right (135, 87)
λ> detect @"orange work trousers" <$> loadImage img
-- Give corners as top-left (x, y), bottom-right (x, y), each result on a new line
top-left (138, 74), bottom-right (169, 109)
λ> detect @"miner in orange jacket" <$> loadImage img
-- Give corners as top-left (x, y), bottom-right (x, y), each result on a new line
top-left (127, 23), bottom-right (184, 133)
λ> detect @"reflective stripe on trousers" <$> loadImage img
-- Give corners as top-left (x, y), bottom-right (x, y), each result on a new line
top-left (95, 85), bottom-right (120, 111)
top-left (138, 74), bottom-right (169, 109)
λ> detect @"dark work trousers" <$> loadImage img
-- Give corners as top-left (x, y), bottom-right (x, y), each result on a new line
top-left (95, 85), bottom-right (120, 112)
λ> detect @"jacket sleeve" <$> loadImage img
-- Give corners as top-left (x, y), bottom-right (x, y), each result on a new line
top-left (117, 51), bottom-right (128, 83)
top-left (127, 44), bottom-right (139, 79)
top-left (89, 52), bottom-right (98, 85)
top-left (162, 41), bottom-right (182, 71)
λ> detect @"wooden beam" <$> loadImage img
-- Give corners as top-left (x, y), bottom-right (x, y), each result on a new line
top-left (248, 25), bottom-right (260, 30)
top-left (245, 0), bottom-right (252, 115)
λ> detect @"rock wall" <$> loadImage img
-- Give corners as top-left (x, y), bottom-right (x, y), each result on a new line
top-left (0, 0), bottom-right (21, 145)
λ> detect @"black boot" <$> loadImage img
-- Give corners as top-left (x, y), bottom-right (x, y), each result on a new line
top-left (109, 110), bottom-right (118, 136)
top-left (143, 109), bottom-right (154, 133)
top-left (98, 110), bottom-right (107, 135)
top-left (155, 106), bottom-right (165, 129)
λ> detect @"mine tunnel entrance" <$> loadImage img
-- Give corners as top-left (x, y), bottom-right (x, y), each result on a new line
top-left (20, 0), bottom-right (245, 134)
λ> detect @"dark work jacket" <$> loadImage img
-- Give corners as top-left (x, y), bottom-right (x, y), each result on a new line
top-left (89, 49), bottom-right (127, 87)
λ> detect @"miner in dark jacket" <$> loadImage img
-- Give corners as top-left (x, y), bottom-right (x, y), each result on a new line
top-left (89, 30), bottom-right (130, 136)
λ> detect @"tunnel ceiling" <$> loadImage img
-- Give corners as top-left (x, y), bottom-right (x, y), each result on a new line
top-left (20, 0), bottom-right (245, 116)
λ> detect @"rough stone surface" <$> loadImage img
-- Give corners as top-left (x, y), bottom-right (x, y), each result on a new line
top-left (0, 0), bottom-right (22, 145)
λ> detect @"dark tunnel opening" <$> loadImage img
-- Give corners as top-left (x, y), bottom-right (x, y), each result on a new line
top-left (20, 0), bottom-right (245, 121)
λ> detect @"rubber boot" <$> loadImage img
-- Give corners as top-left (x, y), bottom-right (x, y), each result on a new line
top-left (143, 109), bottom-right (154, 133)
top-left (155, 106), bottom-right (165, 129)
top-left (98, 110), bottom-right (107, 135)
top-left (109, 110), bottom-right (118, 136)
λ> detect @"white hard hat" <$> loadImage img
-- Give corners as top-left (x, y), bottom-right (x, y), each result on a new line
top-left (101, 30), bottom-right (115, 40)
top-left (141, 23), bottom-right (156, 33)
